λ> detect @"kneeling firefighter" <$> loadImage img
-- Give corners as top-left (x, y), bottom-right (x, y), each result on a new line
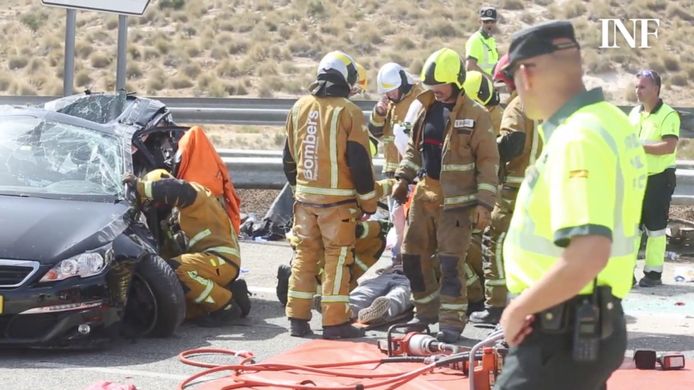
top-left (125, 169), bottom-right (250, 326)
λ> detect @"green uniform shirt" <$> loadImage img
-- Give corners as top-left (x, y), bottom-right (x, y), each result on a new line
top-left (503, 88), bottom-right (647, 299)
top-left (628, 100), bottom-right (680, 175)
top-left (465, 30), bottom-right (499, 76)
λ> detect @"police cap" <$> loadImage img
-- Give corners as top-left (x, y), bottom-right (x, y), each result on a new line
top-left (507, 20), bottom-right (580, 69)
top-left (480, 7), bottom-right (497, 21)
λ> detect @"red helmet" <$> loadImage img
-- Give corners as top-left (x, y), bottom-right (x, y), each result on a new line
top-left (493, 53), bottom-right (515, 91)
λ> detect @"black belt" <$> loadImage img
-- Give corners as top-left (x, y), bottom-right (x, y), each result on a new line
top-left (296, 199), bottom-right (357, 208)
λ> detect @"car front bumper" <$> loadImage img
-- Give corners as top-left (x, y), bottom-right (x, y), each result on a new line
top-left (0, 271), bottom-right (124, 348)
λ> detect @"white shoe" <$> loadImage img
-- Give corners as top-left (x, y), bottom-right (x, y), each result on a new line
top-left (358, 296), bottom-right (390, 324)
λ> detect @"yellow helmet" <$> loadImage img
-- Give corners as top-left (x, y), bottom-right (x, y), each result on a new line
top-left (463, 71), bottom-right (496, 106)
top-left (420, 48), bottom-right (465, 89)
top-left (143, 169), bottom-right (173, 182)
top-left (355, 62), bottom-right (368, 93)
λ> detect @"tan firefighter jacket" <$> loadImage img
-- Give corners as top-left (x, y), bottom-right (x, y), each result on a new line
top-left (499, 94), bottom-right (543, 188)
top-left (137, 178), bottom-right (240, 267)
top-left (368, 83), bottom-right (424, 175)
top-left (395, 90), bottom-right (499, 210)
top-left (283, 95), bottom-right (378, 213)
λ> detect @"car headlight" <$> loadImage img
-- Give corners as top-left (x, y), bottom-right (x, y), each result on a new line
top-left (40, 246), bottom-right (114, 282)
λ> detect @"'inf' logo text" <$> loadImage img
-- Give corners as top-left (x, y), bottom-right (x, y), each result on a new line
top-left (600, 19), bottom-right (659, 49)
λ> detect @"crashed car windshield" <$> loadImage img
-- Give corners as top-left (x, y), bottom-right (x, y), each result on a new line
top-left (0, 115), bottom-right (125, 200)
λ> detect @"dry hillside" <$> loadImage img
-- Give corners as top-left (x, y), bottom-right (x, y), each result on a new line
top-left (0, 0), bottom-right (692, 106)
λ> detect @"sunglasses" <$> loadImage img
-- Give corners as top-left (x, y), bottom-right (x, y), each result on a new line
top-left (636, 69), bottom-right (661, 87)
top-left (502, 63), bottom-right (536, 80)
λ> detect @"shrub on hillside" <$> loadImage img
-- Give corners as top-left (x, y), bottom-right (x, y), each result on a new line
top-left (20, 12), bottom-right (47, 33)
top-left (127, 63), bottom-right (143, 79)
top-left (90, 52), bottom-right (111, 68)
top-left (159, 0), bottom-right (185, 10)
top-left (671, 72), bottom-right (688, 87)
top-left (0, 75), bottom-right (11, 92)
top-left (76, 42), bottom-right (93, 59)
top-left (663, 55), bottom-right (681, 72)
top-left (8, 56), bottom-right (29, 70)
top-left (75, 71), bottom-right (92, 87)
top-left (171, 75), bottom-right (194, 89)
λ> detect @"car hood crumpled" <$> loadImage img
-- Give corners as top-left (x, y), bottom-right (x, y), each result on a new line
top-left (0, 196), bottom-right (130, 264)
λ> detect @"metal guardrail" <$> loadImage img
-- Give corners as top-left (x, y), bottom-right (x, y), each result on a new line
top-left (1, 96), bottom-right (693, 203)
top-left (221, 149), bottom-right (694, 205)
top-left (0, 96), bottom-right (692, 135)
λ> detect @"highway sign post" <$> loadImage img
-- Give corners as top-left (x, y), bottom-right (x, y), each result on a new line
top-left (41, 1), bottom-right (150, 95)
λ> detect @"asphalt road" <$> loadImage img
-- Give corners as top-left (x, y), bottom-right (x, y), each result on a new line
top-left (0, 240), bottom-right (692, 390)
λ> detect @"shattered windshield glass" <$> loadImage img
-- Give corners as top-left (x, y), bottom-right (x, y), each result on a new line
top-left (0, 115), bottom-right (125, 199)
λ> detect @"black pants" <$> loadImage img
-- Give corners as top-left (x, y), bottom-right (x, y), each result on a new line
top-left (641, 168), bottom-right (676, 232)
top-left (495, 301), bottom-right (626, 390)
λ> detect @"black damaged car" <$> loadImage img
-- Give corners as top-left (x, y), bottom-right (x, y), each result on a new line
top-left (0, 92), bottom-right (188, 348)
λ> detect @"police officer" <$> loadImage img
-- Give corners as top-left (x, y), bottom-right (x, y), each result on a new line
top-left (125, 169), bottom-right (250, 326)
top-left (465, 6), bottom-right (500, 77)
top-left (283, 50), bottom-right (378, 339)
top-left (391, 48), bottom-right (499, 343)
top-left (495, 21), bottom-right (647, 389)
top-left (629, 70), bottom-right (680, 287)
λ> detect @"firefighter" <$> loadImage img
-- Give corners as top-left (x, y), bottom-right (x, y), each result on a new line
top-left (392, 48), bottom-right (499, 343)
top-left (460, 69), bottom-right (505, 311)
top-left (368, 62), bottom-right (423, 271)
top-left (469, 54), bottom-right (544, 325)
top-left (124, 169), bottom-right (250, 326)
top-left (496, 21), bottom-right (646, 389)
top-left (283, 50), bottom-right (378, 339)
top-left (463, 70), bottom-right (503, 132)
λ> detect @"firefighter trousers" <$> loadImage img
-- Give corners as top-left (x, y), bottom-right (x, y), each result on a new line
top-left (480, 186), bottom-right (517, 308)
top-left (286, 202), bottom-right (359, 327)
top-left (171, 251), bottom-right (240, 320)
top-left (464, 231), bottom-right (485, 304)
top-left (401, 178), bottom-right (473, 332)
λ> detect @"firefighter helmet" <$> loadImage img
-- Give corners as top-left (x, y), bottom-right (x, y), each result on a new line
top-left (376, 62), bottom-right (408, 94)
top-left (463, 71), bottom-right (496, 106)
top-left (143, 169), bottom-right (173, 182)
top-left (420, 48), bottom-right (465, 89)
top-left (354, 62), bottom-right (368, 93)
top-left (493, 53), bottom-right (514, 91)
top-left (317, 51), bottom-right (358, 87)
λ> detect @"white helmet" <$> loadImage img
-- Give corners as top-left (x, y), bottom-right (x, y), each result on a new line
top-left (377, 62), bottom-right (413, 94)
top-left (317, 51), bottom-right (358, 87)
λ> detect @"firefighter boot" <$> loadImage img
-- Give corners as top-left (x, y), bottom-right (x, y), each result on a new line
top-left (195, 303), bottom-right (243, 327)
top-left (323, 323), bottom-right (365, 339)
top-left (469, 307), bottom-right (503, 325)
top-left (230, 279), bottom-right (252, 318)
top-left (436, 326), bottom-right (462, 343)
top-left (403, 316), bottom-right (438, 333)
top-left (290, 318), bottom-right (313, 337)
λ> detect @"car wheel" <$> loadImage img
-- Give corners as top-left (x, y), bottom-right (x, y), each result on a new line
top-left (123, 254), bottom-right (185, 338)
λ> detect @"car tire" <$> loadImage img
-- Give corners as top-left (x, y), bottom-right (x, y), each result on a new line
top-left (124, 254), bottom-right (185, 338)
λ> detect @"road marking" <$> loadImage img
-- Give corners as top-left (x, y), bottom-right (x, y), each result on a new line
top-left (249, 286), bottom-right (276, 295)
top-left (35, 362), bottom-right (188, 380)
